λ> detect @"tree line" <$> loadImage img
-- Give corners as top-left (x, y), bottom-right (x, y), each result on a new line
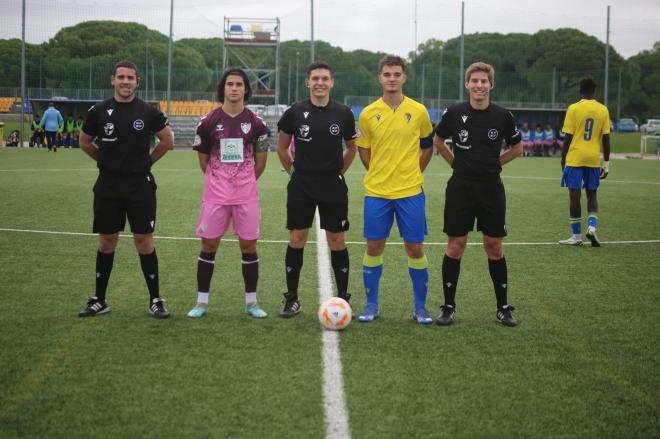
top-left (1, 21), bottom-right (658, 120)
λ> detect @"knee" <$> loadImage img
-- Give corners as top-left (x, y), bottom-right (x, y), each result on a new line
top-left (326, 233), bottom-right (346, 251)
top-left (446, 238), bottom-right (467, 259)
top-left (405, 244), bottom-right (425, 259)
top-left (98, 235), bottom-right (118, 253)
top-left (133, 235), bottom-right (154, 254)
top-left (366, 240), bottom-right (385, 256)
top-left (289, 230), bottom-right (308, 249)
top-left (483, 240), bottom-right (503, 260)
top-left (238, 240), bottom-right (257, 254)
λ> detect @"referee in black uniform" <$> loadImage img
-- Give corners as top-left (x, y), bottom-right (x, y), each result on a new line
top-left (276, 60), bottom-right (357, 317)
top-left (433, 62), bottom-right (523, 327)
top-left (78, 60), bottom-right (174, 319)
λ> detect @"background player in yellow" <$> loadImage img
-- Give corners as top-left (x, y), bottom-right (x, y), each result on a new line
top-left (356, 55), bottom-right (434, 324)
top-left (559, 77), bottom-right (611, 246)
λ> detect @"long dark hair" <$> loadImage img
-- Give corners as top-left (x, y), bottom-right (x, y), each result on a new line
top-left (217, 68), bottom-right (252, 103)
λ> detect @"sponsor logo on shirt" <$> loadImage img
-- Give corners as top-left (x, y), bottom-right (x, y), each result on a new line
top-left (106, 109), bottom-right (114, 116)
top-left (375, 114), bottom-right (381, 122)
top-left (297, 123), bottom-right (312, 142)
top-left (303, 111), bottom-right (309, 119)
top-left (461, 115), bottom-right (468, 123)
top-left (329, 123), bottom-right (340, 135)
top-left (215, 124), bottom-right (224, 131)
top-left (488, 129), bottom-right (499, 140)
top-left (133, 119), bottom-right (144, 130)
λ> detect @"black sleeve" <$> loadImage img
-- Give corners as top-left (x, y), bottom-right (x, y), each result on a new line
top-left (277, 106), bottom-right (295, 135)
top-left (81, 105), bottom-right (99, 136)
top-left (149, 106), bottom-right (169, 134)
top-left (504, 110), bottom-right (522, 145)
top-left (434, 107), bottom-right (453, 139)
top-left (192, 117), bottom-right (211, 154)
top-left (343, 108), bottom-right (357, 140)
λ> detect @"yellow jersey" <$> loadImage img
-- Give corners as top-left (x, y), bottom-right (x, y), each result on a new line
top-left (562, 99), bottom-right (610, 167)
top-left (357, 97), bottom-right (433, 199)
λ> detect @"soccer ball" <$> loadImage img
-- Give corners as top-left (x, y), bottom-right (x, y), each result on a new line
top-left (318, 297), bottom-right (352, 331)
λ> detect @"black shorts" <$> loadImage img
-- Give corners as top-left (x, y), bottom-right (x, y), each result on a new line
top-left (443, 176), bottom-right (507, 237)
top-left (92, 173), bottom-right (157, 234)
top-left (286, 172), bottom-right (349, 232)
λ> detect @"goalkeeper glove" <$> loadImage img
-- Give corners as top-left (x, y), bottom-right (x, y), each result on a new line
top-left (600, 161), bottom-right (609, 179)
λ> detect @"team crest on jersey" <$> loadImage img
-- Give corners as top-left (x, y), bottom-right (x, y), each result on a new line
top-left (461, 115), bottom-right (468, 123)
top-left (458, 129), bottom-right (469, 143)
top-left (104, 123), bottom-right (114, 135)
top-left (241, 122), bottom-right (251, 134)
top-left (133, 119), bottom-right (144, 131)
top-left (329, 123), bottom-right (340, 135)
top-left (299, 124), bottom-right (310, 137)
top-left (303, 111), bottom-right (309, 119)
top-left (375, 114), bottom-right (381, 122)
top-left (488, 129), bottom-right (499, 140)
top-left (405, 113), bottom-right (412, 123)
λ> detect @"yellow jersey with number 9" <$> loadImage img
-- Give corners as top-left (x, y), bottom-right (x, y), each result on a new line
top-left (562, 99), bottom-right (610, 168)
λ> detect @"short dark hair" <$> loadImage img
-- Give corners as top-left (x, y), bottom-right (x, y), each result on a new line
top-left (47, 101), bottom-right (54, 106)
top-left (306, 60), bottom-right (333, 78)
top-left (378, 55), bottom-right (407, 73)
top-left (217, 68), bottom-right (252, 103)
top-left (113, 60), bottom-right (139, 78)
top-left (579, 77), bottom-right (596, 97)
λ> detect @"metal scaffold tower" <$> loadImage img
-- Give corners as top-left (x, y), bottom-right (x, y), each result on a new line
top-left (223, 17), bottom-right (281, 104)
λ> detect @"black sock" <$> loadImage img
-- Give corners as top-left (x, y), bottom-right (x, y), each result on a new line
top-left (197, 251), bottom-right (216, 293)
top-left (442, 254), bottom-right (461, 307)
top-left (139, 250), bottom-right (160, 301)
top-left (241, 252), bottom-right (259, 293)
top-left (488, 257), bottom-right (508, 309)
top-left (330, 248), bottom-right (350, 297)
top-left (95, 250), bottom-right (114, 302)
top-left (285, 246), bottom-right (304, 296)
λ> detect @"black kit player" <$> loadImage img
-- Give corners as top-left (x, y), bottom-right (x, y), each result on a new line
top-left (276, 61), bottom-right (358, 317)
top-left (78, 60), bottom-right (174, 319)
top-left (433, 62), bottom-right (523, 327)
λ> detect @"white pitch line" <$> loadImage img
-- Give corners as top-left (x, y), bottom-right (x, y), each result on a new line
top-left (315, 210), bottom-right (351, 439)
top-left (1, 227), bottom-right (660, 246)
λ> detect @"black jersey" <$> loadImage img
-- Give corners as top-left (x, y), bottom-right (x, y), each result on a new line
top-left (435, 102), bottom-right (521, 180)
top-left (278, 99), bottom-right (356, 173)
top-left (82, 97), bottom-right (169, 174)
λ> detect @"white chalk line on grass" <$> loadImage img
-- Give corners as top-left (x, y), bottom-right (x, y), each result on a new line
top-left (315, 210), bottom-right (351, 439)
top-left (2, 168), bottom-right (660, 186)
top-left (1, 227), bottom-right (660, 246)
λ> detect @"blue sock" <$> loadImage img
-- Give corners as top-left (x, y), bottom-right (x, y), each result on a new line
top-left (363, 253), bottom-right (384, 305)
top-left (570, 217), bottom-right (582, 235)
top-left (408, 255), bottom-right (429, 306)
top-left (587, 212), bottom-right (598, 229)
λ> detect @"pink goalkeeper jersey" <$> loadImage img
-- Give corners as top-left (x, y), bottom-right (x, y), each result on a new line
top-left (193, 107), bottom-right (269, 204)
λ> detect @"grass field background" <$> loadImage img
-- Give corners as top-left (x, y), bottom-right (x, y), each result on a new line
top-left (1, 148), bottom-right (659, 438)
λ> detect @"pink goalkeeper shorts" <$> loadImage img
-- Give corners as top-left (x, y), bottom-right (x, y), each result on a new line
top-left (196, 201), bottom-right (261, 240)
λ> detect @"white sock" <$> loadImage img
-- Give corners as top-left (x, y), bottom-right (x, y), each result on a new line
top-left (197, 292), bottom-right (209, 305)
top-left (245, 292), bottom-right (257, 305)
top-left (573, 233), bottom-right (582, 241)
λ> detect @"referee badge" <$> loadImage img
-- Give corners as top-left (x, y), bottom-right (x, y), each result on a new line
top-left (488, 129), bottom-right (499, 140)
top-left (133, 119), bottom-right (144, 131)
top-left (329, 124), bottom-right (340, 135)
